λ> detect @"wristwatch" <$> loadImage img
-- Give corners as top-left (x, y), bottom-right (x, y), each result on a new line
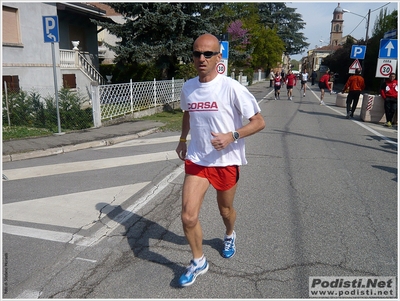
top-left (232, 131), bottom-right (240, 141)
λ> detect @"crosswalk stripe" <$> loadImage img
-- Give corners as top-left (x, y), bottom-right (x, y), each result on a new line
top-left (3, 135), bottom-right (185, 247)
top-left (3, 150), bottom-right (178, 181)
top-left (100, 135), bottom-right (191, 149)
top-left (3, 224), bottom-right (84, 244)
top-left (3, 183), bottom-right (150, 229)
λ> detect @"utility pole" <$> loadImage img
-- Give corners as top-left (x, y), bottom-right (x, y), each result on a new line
top-left (361, 9), bottom-right (371, 76)
top-left (365, 9), bottom-right (371, 44)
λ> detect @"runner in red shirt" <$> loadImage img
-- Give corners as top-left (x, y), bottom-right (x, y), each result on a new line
top-left (285, 70), bottom-right (297, 101)
top-left (318, 70), bottom-right (332, 105)
top-left (380, 72), bottom-right (398, 127)
top-left (273, 72), bottom-right (282, 100)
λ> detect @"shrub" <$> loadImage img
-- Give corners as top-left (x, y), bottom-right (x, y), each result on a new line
top-left (2, 88), bottom-right (93, 132)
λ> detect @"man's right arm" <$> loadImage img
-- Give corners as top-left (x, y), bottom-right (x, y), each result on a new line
top-left (176, 111), bottom-right (190, 161)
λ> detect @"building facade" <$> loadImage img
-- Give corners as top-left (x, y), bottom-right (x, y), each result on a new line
top-left (2, 2), bottom-right (111, 97)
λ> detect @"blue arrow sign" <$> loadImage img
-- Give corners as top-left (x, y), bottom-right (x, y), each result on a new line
top-left (42, 16), bottom-right (59, 43)
top-left (220, 41), bottom-right (229, 59)
top-left (379, 39), bottom-right (397, 59)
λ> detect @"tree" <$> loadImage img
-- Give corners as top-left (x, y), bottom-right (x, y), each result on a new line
top-left (372, 8), bottom-right (398, 38)
top-left (250, 26), bottom-right (285, 70)
top-left (364, 8), bottom-right (398, 91)
top-left (258, 3), bottom-right (309, 55)
top-left (227, 20), bottom-right (252, 67)
top-left (94, 3), bottom-right (228, 79)
top-left (223, 3), bottom-right (285, 71)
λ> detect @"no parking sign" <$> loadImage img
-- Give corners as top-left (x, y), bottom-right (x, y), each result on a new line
top-left (375, 58), bottom-right (397, 78)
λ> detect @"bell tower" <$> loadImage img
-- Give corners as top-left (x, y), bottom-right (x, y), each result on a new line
top-left (330, 3), bottom-right (344, 46)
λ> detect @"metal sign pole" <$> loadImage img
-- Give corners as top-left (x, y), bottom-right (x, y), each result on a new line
top-left (51, 42), bottom-right (62, 134)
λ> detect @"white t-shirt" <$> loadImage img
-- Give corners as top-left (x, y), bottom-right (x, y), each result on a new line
top-left (180, 74), bottom-right (261, 167)
top-left (301, 72), bottom-right (309, 81)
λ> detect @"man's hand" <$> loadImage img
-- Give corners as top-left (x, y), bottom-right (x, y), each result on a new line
top-left (211, 132), bottom-right (233, 151)
top-left (176, 142), bottom-right (187, 161)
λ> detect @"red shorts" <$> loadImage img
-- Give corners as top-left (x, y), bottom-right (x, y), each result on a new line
top-left (185, 160), bottom-right (239, 191)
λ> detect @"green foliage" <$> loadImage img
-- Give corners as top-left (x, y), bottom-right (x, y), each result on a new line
top-left (139, 108), bottom-right (184, 132)
top-left (57, 88), bottom-right (93, 130)
top-left (258, 3), bottom-right (309, 55)
top-left (101, 61), bottom-right (161, 83)
top-left (175, 63), bottom-right (197, 80)
top-left (221, 3), bottom-right (286, 71)
top-left (2, 88), bottom-right (93, 132)
top-left (250, 27), bottom-right (285, 70)
top-left (94, 3), bottom-right (309, 76)
top-left (2, 126), bottom-right (53, 140)
top-left (94, 3), bottom-right (230, 79)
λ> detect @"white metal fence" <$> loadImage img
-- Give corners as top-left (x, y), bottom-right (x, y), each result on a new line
top-left (90, 78), bottom-right (184, 125)
top-left (97, 73), bottom-right (265, 122)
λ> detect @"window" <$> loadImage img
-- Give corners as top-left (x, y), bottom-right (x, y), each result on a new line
top-left (2, 6), bottom-right (21, 45)
top-left (63, 74), bottom-right (76, 89)
top-left (334, 24), bottom-right (340, 32)
top-left (2, 75), bottom-right (20, 92)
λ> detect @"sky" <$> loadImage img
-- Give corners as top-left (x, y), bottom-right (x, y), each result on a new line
top-left (286, 1), bottom-right (398, 61)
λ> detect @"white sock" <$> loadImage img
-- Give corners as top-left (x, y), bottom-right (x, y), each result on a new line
top-left (193, 255), bottom-right (205, 266)
top-left (225, 231), bottom-right (234, 239)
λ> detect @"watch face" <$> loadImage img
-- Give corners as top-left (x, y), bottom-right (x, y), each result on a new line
top-left (234, 131), bottom-right (240, 140)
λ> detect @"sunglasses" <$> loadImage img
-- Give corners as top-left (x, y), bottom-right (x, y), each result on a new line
top-left (192, 51), bottom-right (220, 59)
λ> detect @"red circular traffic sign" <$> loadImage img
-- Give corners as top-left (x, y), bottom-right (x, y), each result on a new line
top-left (216, 62), bottom-right (226, 74)
top-left (380, 63), bottom-right (393, 76)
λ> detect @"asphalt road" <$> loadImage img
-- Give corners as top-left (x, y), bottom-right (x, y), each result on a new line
top-left (2, 82), bottom-right (397, 299)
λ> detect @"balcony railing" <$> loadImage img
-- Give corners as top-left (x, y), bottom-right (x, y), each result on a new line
top-left (59, 49), bottom-right (105, 85)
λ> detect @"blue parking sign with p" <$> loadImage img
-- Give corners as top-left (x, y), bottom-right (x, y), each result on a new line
top-left (350, 45), bottom-right (366, 59)
top-left (42, 16), bottom-right (59, 43)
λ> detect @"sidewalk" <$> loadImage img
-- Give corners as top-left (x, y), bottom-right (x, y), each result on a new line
top-left (3, 120), bottom-right (164, 162)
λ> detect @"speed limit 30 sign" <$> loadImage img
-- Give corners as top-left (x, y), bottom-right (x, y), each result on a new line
top-left (375, 58), bottom-right (397, 78)
top-left (216, 59), bottom-right (228, 76)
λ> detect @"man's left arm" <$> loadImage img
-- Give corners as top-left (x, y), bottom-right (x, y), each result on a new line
top-left (211, 112), bottom-right (265, 151)
top-left (236, 112), bottom-right (265, 139)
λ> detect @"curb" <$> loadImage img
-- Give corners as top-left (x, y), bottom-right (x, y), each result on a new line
top-left (2, 127), bottom-right (159, 163)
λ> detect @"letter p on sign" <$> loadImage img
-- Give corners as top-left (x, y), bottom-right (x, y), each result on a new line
top-left (350, 45), bottom-right (366, 59)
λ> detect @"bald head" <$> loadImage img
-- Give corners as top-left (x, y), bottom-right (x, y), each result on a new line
top-left (193, 34), bottom-right (220, 52)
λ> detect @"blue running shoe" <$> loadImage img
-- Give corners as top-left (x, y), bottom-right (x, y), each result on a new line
top-left (179, 259), bottom-right (209, 287)
top-left (221, 231), bottom-right (236, 258)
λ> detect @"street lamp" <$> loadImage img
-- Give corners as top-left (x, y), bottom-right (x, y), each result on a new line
top-left (319, 39), bottom-right (334, 54)
top-left (343, 8), bottom-right (371, 75)
top-left (342, 8), bottom-right (371, 44)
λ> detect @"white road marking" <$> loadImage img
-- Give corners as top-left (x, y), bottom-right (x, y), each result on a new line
top-left (16, 290), bottom-right (41, 299)
top-left (101, 135), bottom-right (191, 148)
top-left (3, 183), bottom-right (149, 229)
top-left (76, 165), bottom-right (184, 247)
top-left (76, 257), bottom-right (97, 263)
top-left (2, 224), bottom-right (84, 244)
top-left (3, 150), bottom-right (178, 181)
top-left (309, 89), bottom-right (397, 147)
